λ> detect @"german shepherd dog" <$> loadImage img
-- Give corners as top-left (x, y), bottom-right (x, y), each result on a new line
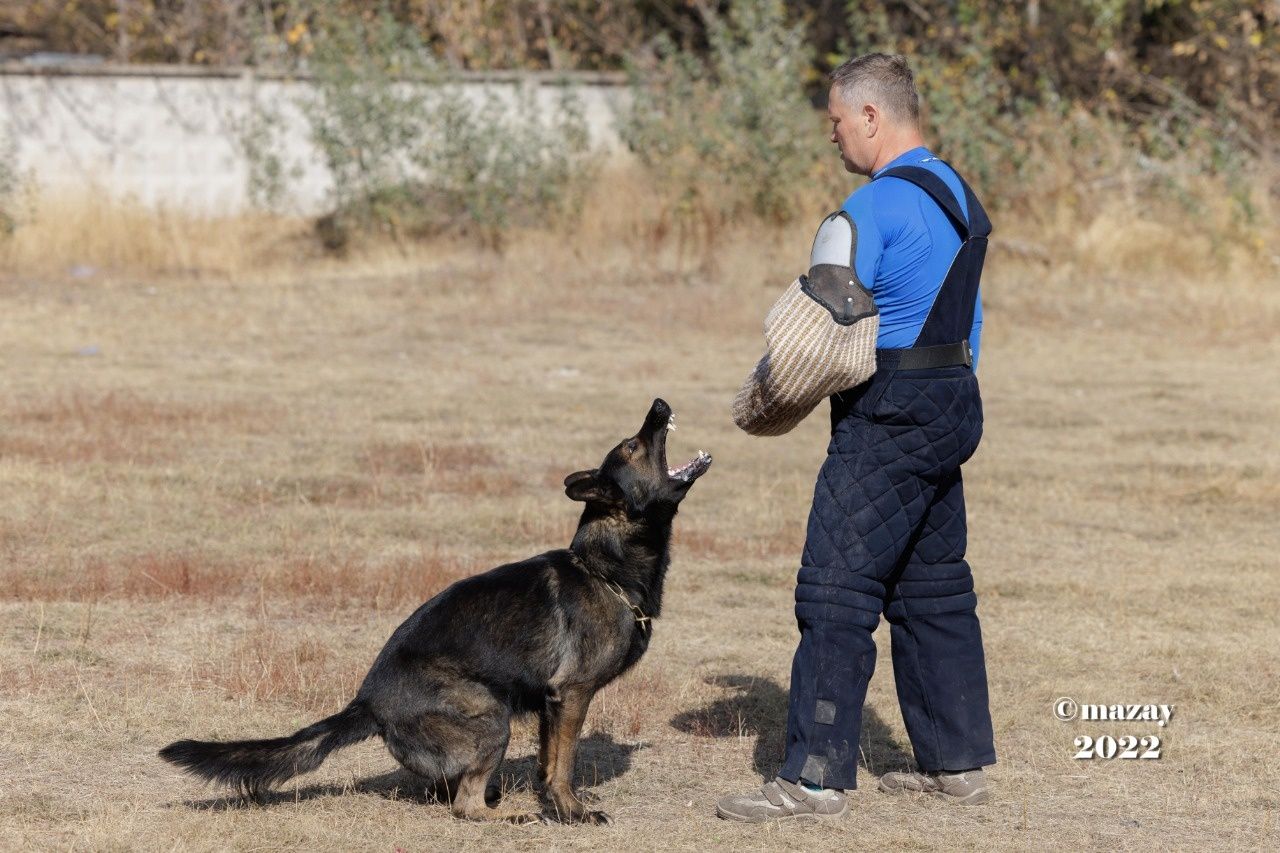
top-left (160, 399), bottom-right (710, 825)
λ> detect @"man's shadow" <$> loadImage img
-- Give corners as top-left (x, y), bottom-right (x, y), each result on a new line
top-left (174, 732), bottom-right (643, 811)
top-left (669, 674), bottom-right (913, 780)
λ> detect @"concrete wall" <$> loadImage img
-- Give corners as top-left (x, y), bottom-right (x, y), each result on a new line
top-left (0, 64), bottom-right (627, 216)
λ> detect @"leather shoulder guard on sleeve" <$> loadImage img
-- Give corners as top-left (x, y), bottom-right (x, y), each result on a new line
top-left (802, 211), bottom-right (878, 325)
top-left (731, 212), bottom-right (880, 437)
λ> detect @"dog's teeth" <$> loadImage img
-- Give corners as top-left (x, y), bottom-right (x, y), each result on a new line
top-left (667, 420), bottom-right (677, 430)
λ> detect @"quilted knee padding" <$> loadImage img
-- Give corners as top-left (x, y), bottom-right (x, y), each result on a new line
top-left (795, 570), bottom-right (883, 628)
top-left (885, 473), bottom-right (977, 619)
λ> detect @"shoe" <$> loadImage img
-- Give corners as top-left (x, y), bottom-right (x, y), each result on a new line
top-left (877, 767), bottom-right (990, 805)
top-left (715, 777), bottom-right (849, 823)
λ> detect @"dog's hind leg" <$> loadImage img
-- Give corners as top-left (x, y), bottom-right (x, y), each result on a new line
top-left (387, 718), bottom-right (535, 822)
top-left (450, 727), bottom-right (542, 825)
top-left (383, 716), bottom-right (472, 807)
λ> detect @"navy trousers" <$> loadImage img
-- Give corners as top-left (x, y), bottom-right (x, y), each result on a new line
top-left (777, 354), bottom-right (996, 790)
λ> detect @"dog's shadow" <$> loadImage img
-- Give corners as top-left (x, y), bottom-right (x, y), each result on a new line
top-left (669, 674), bottom-right (913, 780)
top-left (175, 732), bottom-right (643, 812)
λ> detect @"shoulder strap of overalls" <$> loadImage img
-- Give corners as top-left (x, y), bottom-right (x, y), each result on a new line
top-left (874, 160), bottom-right (991, 354)
top-left (873, 164), bottom-right (992, 239)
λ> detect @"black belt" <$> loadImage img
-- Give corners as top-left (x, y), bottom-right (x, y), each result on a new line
top-left (878, 341), bottom-right (972, 370)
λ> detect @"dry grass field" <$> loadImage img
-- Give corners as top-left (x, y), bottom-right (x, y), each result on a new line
top-left (1, 186), bottom-right (1278, 851)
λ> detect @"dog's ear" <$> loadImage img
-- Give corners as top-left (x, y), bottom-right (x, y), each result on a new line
top-left (564, 469), bottom-right (611, 503)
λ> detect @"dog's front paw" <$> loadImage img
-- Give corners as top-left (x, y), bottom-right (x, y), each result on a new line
top-left (504, 812), bottom-right (547, 826)
top-left (544, 796), bottom-right (612, 826)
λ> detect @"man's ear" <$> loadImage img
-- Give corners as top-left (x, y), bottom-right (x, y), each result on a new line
top-left (564, 469), bottom-right (611, 503)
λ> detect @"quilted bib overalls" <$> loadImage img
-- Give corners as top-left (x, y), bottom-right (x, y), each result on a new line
top-left (777, 165), bottom-right (997, 790)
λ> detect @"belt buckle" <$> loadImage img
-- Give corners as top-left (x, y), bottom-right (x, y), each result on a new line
top-left (961, 340), bottom-right (972, 367)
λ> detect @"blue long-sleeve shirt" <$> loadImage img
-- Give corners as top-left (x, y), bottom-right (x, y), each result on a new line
top-left (840, 146), bottom-right (983, 369)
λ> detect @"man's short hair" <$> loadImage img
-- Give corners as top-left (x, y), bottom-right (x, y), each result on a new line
top-left (829, 53), bottom-right (920, 124)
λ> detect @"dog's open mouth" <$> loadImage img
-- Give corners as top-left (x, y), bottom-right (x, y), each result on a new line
top-left (662, 413), bottom-right (712, 483)
top-left (668, 451), bottom-right (712, 482)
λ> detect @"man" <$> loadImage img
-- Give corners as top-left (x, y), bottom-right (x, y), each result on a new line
top-left (717, 53), bottom-right (996, 823)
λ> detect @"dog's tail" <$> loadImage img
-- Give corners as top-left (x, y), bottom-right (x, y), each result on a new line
top-left (158, 701), bottom-right (379, 800)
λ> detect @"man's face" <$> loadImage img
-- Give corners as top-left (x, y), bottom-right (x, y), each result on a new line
top-left (827, 85), bottom-right (875, 176)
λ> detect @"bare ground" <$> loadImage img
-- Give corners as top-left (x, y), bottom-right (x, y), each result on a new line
top-left (1, 229), bottom-right (1277, 851)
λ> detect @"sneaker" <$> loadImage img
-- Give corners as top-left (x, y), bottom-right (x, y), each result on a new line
top-left (715, 777), bottom-right (849, 823)
top-left (877, 767), bottom-right (990, 805)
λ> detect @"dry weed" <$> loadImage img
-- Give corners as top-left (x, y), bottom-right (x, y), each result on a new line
top-left (193, 626), bottom-right (365, 713)
top-left (3, 550), bottom-right (482, 611)
top-left (0, 389), bottom-right (265, 465)
top-left (0, 192), bottom-right (310, 278)
top-left (0, 164), bottom-right (1276, 850)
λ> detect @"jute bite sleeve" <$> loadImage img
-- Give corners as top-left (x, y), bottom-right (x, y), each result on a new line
top-left (732, 211), bottom-right (880, 436)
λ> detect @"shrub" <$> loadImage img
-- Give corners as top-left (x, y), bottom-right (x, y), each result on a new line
top-left (0, 134), bottom-right (19, 237)
top-left (242, 3), bottom-right (595, 250)
top-left (414, 83), bottom-right (592, 245)
top-left (841, 0), bottom-right (1276, 222)
top-left (298, 5), bottom-right (434, 244)
top-left (617, 0), bottom-right (820, 227)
